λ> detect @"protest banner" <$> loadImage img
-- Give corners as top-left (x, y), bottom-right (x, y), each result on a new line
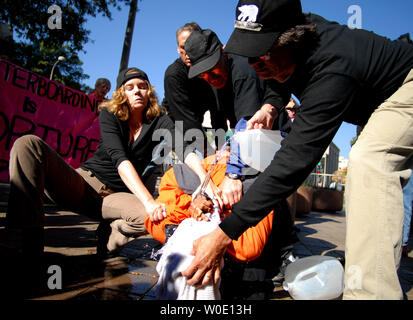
top-left (0, 58), bottom-right (101, 182)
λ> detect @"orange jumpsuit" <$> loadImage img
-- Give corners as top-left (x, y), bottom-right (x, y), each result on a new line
top-left (145, 153), bottom-right (274, 262)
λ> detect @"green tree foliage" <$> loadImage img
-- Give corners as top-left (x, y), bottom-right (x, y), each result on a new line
top-left (0, 0), bottom-right (130, 91)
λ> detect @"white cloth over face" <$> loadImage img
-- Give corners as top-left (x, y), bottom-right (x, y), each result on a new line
top-left (155, 210), bottom-right (223, 300)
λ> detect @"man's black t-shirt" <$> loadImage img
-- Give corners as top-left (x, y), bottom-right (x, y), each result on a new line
top-left (215, 53), bottom-right (263, 124)
top-left (163, 58), bottom-right (228, 135)
top-left (212, 53), bottom-right (291, 129)
top-left (162, 56), bottom-right (279, 151)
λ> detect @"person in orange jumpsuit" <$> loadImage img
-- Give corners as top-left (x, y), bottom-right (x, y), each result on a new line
top-left (145, 152), bottom-right (274, 262)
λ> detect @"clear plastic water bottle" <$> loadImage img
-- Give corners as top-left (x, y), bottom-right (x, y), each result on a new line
top-left (282, 255), bottom-right (344, 300)
top-left (233, 129), bottom-right (283, 172)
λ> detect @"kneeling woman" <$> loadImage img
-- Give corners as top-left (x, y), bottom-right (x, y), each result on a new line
top-left (6, 67), bottom-right (220, 256)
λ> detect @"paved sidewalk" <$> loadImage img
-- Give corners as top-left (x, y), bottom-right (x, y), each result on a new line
top-left (0, 182), bottom-right (412, 300)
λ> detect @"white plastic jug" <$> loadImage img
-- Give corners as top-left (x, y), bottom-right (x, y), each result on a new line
top-left (283, 255), bottom-right (344, 300)
top-left (233, 129), bottom-right (283, 172)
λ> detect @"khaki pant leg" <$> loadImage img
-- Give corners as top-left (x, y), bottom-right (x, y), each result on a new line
top-left (7, 135), bottom-right (102, 229)
top-left (102, 192), bottom-right (148, 240)
top-left (343, 70), bottom-right (413, 300)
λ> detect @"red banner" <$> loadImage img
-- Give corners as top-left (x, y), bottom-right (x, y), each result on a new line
top-left (0, 58), bottom-right (101, 182)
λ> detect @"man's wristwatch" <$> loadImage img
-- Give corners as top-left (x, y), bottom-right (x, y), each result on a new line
top-left (226, 172), bottom-right (244, 181)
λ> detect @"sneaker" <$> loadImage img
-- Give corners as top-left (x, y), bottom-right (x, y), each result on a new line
top-left (271, 251), bottom-right (297, 287)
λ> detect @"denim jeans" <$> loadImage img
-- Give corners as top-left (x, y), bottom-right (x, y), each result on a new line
top-left (403, 174), bottom-right (413, 247)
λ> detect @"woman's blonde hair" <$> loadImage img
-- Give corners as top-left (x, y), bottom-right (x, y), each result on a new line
top-left (100, 78), bottom-right (165, 122)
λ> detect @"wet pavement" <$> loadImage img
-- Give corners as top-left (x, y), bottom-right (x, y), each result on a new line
top-left (0, 182), bottom-right (412, 301)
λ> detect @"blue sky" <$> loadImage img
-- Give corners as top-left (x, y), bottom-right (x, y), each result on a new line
top-left (76, 0), bottom-right (412, 159)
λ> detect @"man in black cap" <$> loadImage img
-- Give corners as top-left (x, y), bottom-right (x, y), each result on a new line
top-left (163, 22), bottom-right (227, 156)
top-left (184, 28), bottom-right (297, 289)
top-left (185, 28), bottom-right (291, 209)
top-left (182, 0), bottom-right (413, 300)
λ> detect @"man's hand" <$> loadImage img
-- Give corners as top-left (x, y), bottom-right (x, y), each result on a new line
top-left (219, 176), bottom-right (243, 208)
top-left (247, 103), bottom-right (278, 130)
top-left (182, 227), bottom-right (232, 287)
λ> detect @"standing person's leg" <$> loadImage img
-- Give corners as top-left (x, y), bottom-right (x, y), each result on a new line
top-left (343, 70), bottom-right (413, 300)
top-left (6, 135), bottom-right (103, 255)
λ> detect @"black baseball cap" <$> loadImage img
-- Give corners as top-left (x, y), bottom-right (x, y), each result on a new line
top-left (116, 67), bottom-right (149, 89)
top-left (224, 0), bottom-right (303, 57)
top-left (185, 29), bottom-right (223, 79)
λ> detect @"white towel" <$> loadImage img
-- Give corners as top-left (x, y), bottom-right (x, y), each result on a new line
top-left (155, 210), bottom-right (223, 300)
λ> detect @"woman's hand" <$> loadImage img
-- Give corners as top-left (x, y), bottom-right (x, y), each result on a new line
top-left (189, 194), bottom-right (213, 221)
top-left (145, 199), bottom-right (167, 222)
top-left (118, 160), bottom-right (166, 222)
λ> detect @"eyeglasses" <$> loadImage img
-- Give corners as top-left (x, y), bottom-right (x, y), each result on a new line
top-left (249, 52), bottom-right (271, 64)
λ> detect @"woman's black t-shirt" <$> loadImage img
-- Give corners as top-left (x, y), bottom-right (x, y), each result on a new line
top-left (82, 108), bottom-right (188, 192)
